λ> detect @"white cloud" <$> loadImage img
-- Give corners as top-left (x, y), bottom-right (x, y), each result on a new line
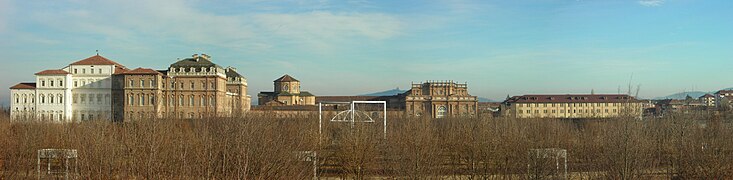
top-left (639, 0), bottom-right (664, 7)
top-left (29, 0), bottom-right (403, 51)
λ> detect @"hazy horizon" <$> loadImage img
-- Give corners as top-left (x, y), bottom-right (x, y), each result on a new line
top-left (1, 0), bottom-right (732, 106)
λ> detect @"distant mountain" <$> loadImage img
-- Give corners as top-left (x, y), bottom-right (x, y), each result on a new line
top-left (654, 91), bottom-right (710, 100)
top-left (360, 88), bottom-right (406, 96)
top-left (478, 97), bottom-right (496, 102)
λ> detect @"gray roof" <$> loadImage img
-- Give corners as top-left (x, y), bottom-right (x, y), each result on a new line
top-left (170, 57), bottom-right (220, 68)
top-left (226, 69), bottom-right (244, 78)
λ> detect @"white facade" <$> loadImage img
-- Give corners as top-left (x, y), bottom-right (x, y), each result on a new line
top-left (64, 64), bottom-right (116, 121)
top-left (35, 74), bottom-right (73, 122)
top-left (9, 88), bottom-right (36, 121)
top-left (9, 55), bottom-right (127, 122)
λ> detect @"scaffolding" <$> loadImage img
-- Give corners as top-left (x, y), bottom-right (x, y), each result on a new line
top-left (37, 149), bottom-right (78, 179)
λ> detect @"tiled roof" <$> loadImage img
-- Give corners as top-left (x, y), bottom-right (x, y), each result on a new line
top-left (715, 90), bottom-right (733, 94)
top-left (120, 68), bottom-right (162, 75)
top-left (35, 69), bottom-right (70, 75)
top-left (274, 74), bottom-right (299, 82)
top-left (10, 83), bottom-right (36, 89)
top-left (70, 55), bottom-right (125, 66)
top-left (504, 94), bottom-right (642, 103)
top-left (170, 56), bottom-right (218, 68)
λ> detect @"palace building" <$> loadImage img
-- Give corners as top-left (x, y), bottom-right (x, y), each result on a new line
top-left (401, 81), bottom-right (479, 118)
top-left (501, 94), bottom-right (643, 119)
top-left (9, 53), bottom-right (251, 122)
top-left (257, 74), bottom-right (316, 106)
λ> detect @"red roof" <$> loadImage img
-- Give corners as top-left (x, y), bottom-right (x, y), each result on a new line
top-left (35, 69), bottom-right (70, 75)
top-left (10, 83), bottom-right (36, 89)
top-left (70, 55), bottom-right (125, 66)
top-left (120, 68), bottom-right (161, 75)
top-left (504, 94), bottom-right (642, 103)
top-left (274, 74), bottom-right (299, 82)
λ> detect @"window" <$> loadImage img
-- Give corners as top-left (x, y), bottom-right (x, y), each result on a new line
top-left (190, 82), bottom-right (195, 89)
top-left (436, 106), bottom-right (447, 118)
top-left (151, 80), bottom-right (155, 87)
top-left (74, 81), bottom-right (78, 87)
top-left (41, 80), bottom-right (46, 87)
top-left (59, 95), bottom-right (63, 104)
top-left (88, 94), bottom-right (93, 103)
top-left (82, 69), bottom-right (86, 74)
top-left (200, 96), bottom-right (205, 106)
top-left (210, 96), bottom-right (215, 106)
top-left (50, 80), bottom-right (54, 87)
top-left (41, 95), bottom-right (45, 103)
top-left (59, 80), bottom-right (63, 87)
top-left (169, 95), bottom-right (174, 106)
top-left (80, 94), bottom-right (86, 103)
top-left (149, 95), bottom-right (155, 105)
top-left (202, 83), bottom-right (206, 90)
top-left (98, 68), bottom-right (102, 74)
top-left (179, 96), bottom-right (183, 106)
top-left (129, 80), bottom-right (134, 87)
top-left (141, 80), bottom-right (145, 87)
top-left (14, 95), bottom-right (18, 103)
top-left (128, 95), bottom-right (134, 105)
top-left (211, 82), bottom-right (215, 89)
top-left (74, 69), bottom-right (78, 74)
top-left (97, 94), bottom-right (102, 104)
top-left (283, 84), bottom-right (289, 91)
top-left (139, 94), bottom-right (144, 106)
top-left (189, 96), bottom-right (194, 106)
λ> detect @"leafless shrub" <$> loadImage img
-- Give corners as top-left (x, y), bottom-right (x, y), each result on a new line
top-left (0, 111), bottom-right (732, 179)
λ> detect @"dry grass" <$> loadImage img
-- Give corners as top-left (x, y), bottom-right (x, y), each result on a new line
top-left (1, 109), bottom-right (733, 179)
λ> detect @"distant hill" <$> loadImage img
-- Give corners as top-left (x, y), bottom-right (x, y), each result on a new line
top-left (359, 88), bottom-right (406, 96)
top-left (478, 97), bottom-right (496, 102)
top-left (654, 91), bottom-right (708, 100)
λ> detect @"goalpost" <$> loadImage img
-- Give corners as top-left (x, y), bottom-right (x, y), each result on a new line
top-left (318, 101), bottom-right (387, 140)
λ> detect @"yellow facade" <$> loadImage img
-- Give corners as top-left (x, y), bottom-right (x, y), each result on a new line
top-left (502, 94), bottom-right (643, 119)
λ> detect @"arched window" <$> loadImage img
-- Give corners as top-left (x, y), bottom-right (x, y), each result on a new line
top-left (139, 94), bottom-right (145, 106)
top-left (200, 96), bottom-right (205, 106)
top-left (23, 94), bottom-right (27, 103)
top-left (50, 80), bottom-right (54, 87)
top-left (40, 95), bottom-right (45, 104)
top-left (149, 94), bottom-right (155, 105)
top-left (436, 106), bottom-right (447, 118)
top-left (128, 94), bottom-right (134, 105)
top-left (179, 96), bottom-right (184, 106)
top-left (58, 94), bottom-right (63, 104)
top-left (189, 96), bottom-right (194, 106)
top-left (14, 94), bottom-right (19, 104)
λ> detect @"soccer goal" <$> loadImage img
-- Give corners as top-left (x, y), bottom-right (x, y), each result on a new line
top-left (318, 101), bottom-right (387, 140)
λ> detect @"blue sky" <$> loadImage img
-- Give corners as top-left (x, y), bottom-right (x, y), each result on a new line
top-left (1, 0), bottom-right (732, 106)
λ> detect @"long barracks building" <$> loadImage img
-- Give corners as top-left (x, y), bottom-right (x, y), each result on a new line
top-left (501, 94), bottom-right (643, 119)
top-left (9, 54), bottom-right (251, 122)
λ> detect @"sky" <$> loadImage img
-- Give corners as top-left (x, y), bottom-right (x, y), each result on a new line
top-left (1, 0), bottom-right (732, 106)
